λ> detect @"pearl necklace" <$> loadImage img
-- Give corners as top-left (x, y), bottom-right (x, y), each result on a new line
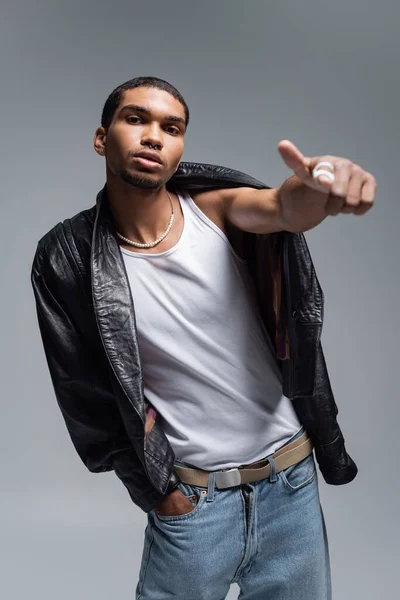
top-left (116, 191), bottom-right (175, 249)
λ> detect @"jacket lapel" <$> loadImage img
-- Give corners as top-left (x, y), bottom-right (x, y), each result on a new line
top-left (91, 184), bottom-right (146, 425)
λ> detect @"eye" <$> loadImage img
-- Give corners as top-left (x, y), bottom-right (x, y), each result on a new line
top-left (126, 116), bottom-right (141, 124)
top-left (166, 126), bottom-right (180, 135)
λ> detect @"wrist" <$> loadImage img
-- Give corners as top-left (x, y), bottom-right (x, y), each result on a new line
top-left (155, 488), bottom-right (180, 510)
top-left (277, 175), bottom-right (303, 232)
top-left (278, 175), bottom-right (327, 233)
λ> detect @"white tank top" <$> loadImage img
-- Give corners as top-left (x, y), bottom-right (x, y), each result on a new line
top-left (121, 188), bottom-right (302, 470)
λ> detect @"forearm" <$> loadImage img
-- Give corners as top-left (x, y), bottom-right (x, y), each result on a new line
top-left (277, 174), bottom-right (329, 233)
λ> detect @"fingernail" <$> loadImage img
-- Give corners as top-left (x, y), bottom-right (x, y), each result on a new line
top-left (318, 175), bottom-right (331, 184)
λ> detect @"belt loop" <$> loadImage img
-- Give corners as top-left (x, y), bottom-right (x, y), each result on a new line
top-left (266, 456), bottom-right (277, 483)
top-left (206, 471), bottom-right (216, 502)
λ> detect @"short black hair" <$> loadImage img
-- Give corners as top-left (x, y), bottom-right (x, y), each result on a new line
top-left (101, 76), bottom-right (189, 131)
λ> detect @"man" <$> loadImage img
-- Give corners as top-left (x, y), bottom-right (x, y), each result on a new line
top-left (31, 76), bottom-right (376, 599)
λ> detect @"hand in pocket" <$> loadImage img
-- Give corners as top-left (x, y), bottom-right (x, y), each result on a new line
top-left (154, 488), bottom-right (197, 517)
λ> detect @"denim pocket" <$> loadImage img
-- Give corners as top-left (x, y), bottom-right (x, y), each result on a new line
top-left (152, 482), bottom-right (207, 522)
top-left (280, 453), bottom-right (316, 491)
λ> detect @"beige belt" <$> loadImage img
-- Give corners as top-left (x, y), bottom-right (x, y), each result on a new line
top-left (174, 430), bottom-right (314, 489)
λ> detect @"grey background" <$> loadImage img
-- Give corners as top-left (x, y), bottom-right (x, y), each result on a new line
top-left (1, 1), bottom-right (399, 598)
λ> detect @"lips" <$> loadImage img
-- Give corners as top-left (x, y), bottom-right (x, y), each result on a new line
top-left (132, 156), bottom-right (163, 170)
top-left (134, 151), bottom-right (163, 164)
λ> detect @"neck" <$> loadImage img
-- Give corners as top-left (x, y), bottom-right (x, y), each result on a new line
top-left (105, 175), bottom-right (172, 244)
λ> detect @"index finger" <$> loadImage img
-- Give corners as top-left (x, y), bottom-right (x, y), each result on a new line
top-left (277, 140), bottom-right (311, 180)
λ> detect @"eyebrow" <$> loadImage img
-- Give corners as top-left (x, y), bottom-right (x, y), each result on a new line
top-left (119, 103), bottom-right (186, 126)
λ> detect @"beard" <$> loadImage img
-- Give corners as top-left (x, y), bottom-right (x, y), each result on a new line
top-left (119, 167), bottom-right (164, 190)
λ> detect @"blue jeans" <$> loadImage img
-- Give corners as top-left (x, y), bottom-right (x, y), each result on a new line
top-left (136, 425), bottom-right (331, 599)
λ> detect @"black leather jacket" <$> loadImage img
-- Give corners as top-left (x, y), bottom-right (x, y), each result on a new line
top-left (31, 162), bottom-right (358, 514)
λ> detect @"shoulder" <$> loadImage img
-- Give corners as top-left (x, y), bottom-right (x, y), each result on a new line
top-left (36, 205), bottom-right (95, 251)
top-left (188, 186), bottom-right (271, 230)
top-left (32, 204), bottom-right (96, 281)
top-left (187, 188), bottom-right (227, 231)
top-left (189, 187), bottom-right (224, 207)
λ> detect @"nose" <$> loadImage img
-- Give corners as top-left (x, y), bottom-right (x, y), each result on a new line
top-left (141, 122), bottom-right (163, 151)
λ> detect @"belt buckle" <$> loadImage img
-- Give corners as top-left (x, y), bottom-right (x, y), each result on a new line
top-left (215, 467), bottom-right (241, 489)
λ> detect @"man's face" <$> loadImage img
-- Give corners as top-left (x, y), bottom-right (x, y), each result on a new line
top-left (99, 86), bottom-right (186, 189)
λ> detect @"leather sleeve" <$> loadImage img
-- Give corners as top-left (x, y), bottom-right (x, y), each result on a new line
top-left (30, 241), bottom-right (175, 513)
